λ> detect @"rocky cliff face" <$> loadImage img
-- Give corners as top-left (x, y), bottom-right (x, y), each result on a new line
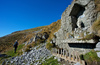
top-left (54, 0), bottom-right (99, 54)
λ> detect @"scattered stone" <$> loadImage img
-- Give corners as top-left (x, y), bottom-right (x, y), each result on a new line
top-left (2, 43), bottom-right (52, 65)
top-left (58, 58), bottom-right (61, 62)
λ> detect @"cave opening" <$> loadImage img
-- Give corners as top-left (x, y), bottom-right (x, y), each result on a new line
top-left (70, 4), bottom-right (85, 30)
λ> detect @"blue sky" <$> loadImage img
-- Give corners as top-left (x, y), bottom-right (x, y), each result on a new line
top-left (0, 0), bottom-right (72, 37)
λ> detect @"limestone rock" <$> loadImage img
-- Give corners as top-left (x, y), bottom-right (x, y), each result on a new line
top-left (97, 12), bottom-right (100, 20)
top-left (96, 42), bottom-right (100, 48)
top-left (75, 0), bottom-right (91, 6)
top-left (94, 42), bottom-right (100, 51)
top-left (97, 52), bottom-right (100, 58)
top-left (55, 0), bottom-right (97, 53)
top-left (74, 62), bottom-right (81, 65)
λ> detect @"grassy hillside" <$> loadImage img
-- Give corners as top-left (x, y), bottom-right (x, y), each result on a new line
top-left (0, 19), bottom-right (61, 53)
top-left (80, 50), bottom-right (100, 65)
top-left (0, 26), bottom-right (45, 53)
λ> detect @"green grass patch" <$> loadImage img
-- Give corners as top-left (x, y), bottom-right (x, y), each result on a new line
top-left (46, 43), bottom-right (53, 50)
top-left (6, 44), bottom-right (24, 57)
top-left (82, 50), bottom-right (100, 65)
top-left (42, 56), bottom-right (61, 65)
top-left (83, 50), bottom-right (100, 62)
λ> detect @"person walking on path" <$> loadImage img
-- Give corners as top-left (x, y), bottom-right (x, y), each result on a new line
top-left (13, 40), bottom-right (18, 53)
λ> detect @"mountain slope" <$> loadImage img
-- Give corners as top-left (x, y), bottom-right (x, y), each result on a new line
top-left (0, 19), bottom-right (61, 53)
top-left (0, 26), bottom-right (45, 53)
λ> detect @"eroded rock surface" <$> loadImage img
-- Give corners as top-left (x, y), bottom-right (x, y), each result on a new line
top-left (53, 0), bottom-right (98, 54)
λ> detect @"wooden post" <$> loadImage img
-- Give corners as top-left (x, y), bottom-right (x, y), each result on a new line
top-left (63, 49), bottom-right (64, 57)
top-left (61, 49), bottom-right (62, 57)
top-left (66, 51), bottom-right (68, 58)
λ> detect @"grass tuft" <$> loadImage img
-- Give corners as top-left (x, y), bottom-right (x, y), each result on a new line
top-left (41, 20), bottom-right (61, 43)
top-left (46, 43), bottom-right (53, 50)
top-left (92, 19), bottom-right (100, 34)
top-left (42, 56), bottom-right (60, 65)
top-left (95, 0), bottom-right (100, 12)
top-left (83, 50), bottom-right (100, 65)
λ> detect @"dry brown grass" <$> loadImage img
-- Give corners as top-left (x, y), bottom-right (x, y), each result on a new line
top-left (41, 19), bottom-right (61, 42)
top-left (0, 19), bottom-right (61, 53)
top-left (92, 18), bottom-right (100, 34)
top-left (95, 0), bottom-right (100, 12)
top-left (79, 32), bottom-right (84, 38)
top-left (0, 26), bottom-right (45, 53)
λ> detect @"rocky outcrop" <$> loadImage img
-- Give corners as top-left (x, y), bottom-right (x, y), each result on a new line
top-left (2, 43), bottom-right (52, 65)
top-left (54, 0), bottom-right (98, 54)
top-left (33, 32), bottom-right (49, 43)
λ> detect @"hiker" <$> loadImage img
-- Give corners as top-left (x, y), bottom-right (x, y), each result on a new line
top-left (13, 40), bottom-right (18, 53)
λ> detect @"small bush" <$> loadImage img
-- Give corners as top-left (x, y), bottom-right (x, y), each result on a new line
top-left (83, 50), bottom-right (100, 62)
top-left (25, 47), bottom-right (30, 52)
top-left (80, 33), bottom-right (99, 42)
top-left (46, 43), bottom-right (53, 50)
top-left (27, 44), bottom-right (32, 48)
top-left (84, 33), bottom-right (96, 40)
top-left (79, 54), bottom-right (84, 60)
top-left (24, 43), bottom-right (35, 52)
top-left (36, 39), bottom-right (45, 43)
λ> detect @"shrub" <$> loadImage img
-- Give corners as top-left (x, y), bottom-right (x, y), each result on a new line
top-left (36, 39), bottom-right (45, 43)
top-left (78, 33), bottom-right (99, 42)
top-left (46, 43), bottom-right (53, 50)
top-left (84, 50), bottom-right (100, 61)
top-left (24, 42), bottom-right (35, 52)
top-left (25, 47), bottom-right (30, 52)
top-left (27, 44), bottom-right (32, 48)
top-left (84, 33), bottom-right (96, 40)
top-left (79, 54), bottom-right (84, 60)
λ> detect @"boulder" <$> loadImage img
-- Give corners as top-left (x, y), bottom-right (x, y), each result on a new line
top-left (94, 48), bottom-right (100, 51)
top-left (96, 42), bottom-right (100, 48)
top-left (97, 52), bottom-right (100, 58)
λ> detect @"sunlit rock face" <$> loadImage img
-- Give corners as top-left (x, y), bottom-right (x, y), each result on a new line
top-left (54, 0), bottom-right (98, 54)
